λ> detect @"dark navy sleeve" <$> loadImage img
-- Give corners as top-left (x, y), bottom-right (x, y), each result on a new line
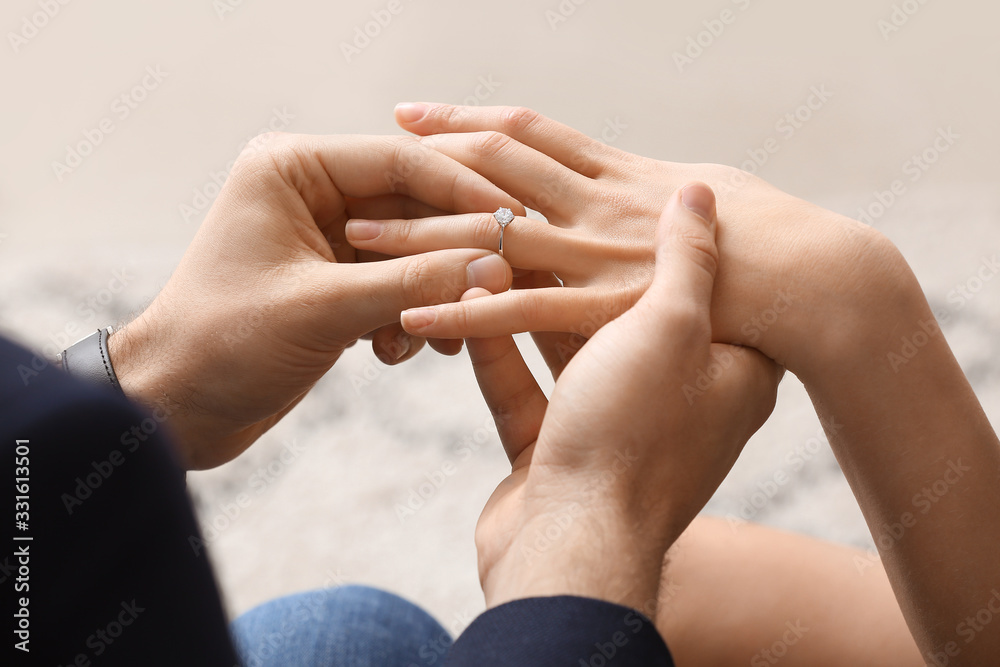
top-left (445, 596), bottom-right (674, 666)
top-left (0, 337), bottom-right (239, 666)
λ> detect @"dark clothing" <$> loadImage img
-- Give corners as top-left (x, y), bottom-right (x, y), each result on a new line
top-left (0, 336), bottom-right (672, 666)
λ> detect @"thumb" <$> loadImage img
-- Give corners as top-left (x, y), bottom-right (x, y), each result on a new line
top-left (644, 182), bottom-right (720, 316)
top-left (328, 250), bottom-right (512, 336)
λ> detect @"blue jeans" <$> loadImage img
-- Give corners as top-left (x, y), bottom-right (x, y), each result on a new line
top-left (230, 585), bottom-right (453, 667)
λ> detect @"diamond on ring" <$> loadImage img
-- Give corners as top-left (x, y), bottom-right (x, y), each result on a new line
top-left (494, 207), bottom-right (514, 227)
top-left (493, 207), bottom-right (515, 256)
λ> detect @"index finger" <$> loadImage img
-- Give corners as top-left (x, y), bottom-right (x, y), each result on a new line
top-left (270, 134), bottom-right (527, 221)
top-left (462, 288), bottom-right (547, 468)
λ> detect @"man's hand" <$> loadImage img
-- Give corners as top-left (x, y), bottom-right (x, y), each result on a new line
top-left (109, 133), bottom-right (521, 470)
top-left (469, 184), bottom-right (781, 613)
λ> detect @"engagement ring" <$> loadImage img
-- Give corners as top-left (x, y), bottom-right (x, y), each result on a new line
top-left (493, 207), bottom-right (515, 257)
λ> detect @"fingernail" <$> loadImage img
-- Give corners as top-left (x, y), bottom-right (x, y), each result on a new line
top-left (346, 220), bottom-right (382, 241)
top-left (395, 103), bottom-right (428, 123)
top-left (467, 254), bottom-right (507, 290)
top-left (390, 334), bottom-right (412, 361)
top-left (402, 308), bottom-right (437, 332)
top-left (681, 183), bottom-right (715, 222)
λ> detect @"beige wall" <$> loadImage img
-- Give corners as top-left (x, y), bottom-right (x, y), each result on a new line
top-left (2, 0), bottom-right (997, 249)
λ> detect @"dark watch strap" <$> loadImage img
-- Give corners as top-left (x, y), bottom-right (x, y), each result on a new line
top-left (61, 328), bottom-right (124, 395)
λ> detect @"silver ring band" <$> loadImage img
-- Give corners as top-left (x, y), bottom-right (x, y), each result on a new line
top-left (493, 207), bottom-right (515, 257)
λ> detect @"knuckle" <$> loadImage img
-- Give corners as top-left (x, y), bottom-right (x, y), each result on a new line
top-left (436, 103), bottom-right (462, 126)
top-left (514, 294), bottom-right (543, 327)
top-left (470, 131), bottom-right (513, 160)
top-left (400, 255), bottom-right (438, 302)
top-left (389, 217), bottom-right (416, 247)
top-left (401, 255), bottom-right (466, 306)
top-left (390, 134), bottom-right (421, 154)
top-left (234, 131), bottom-right (299, 180)
top-left (672, 229), bottom-right (720, 277)
top-left (239, 131), bottom-right (292, 163)
top-left (390, 136), bottom-right (423, 170)
top-left (472, 213), bottom-right (501, 246)
top-left (227, 132), bottom-right (302, 194)
top-left (449, 303), bottom-right (475, 332)
top-left (500, 106), bottom-right (541, 136)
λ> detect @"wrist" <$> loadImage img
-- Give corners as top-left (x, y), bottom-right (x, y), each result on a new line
top-left (107, 312), bottom-right (200, 466)
top-left (479, 499), bottom-right (676, 614)
top-left (108, 314), bottom-right (157, 402)
top-left (729, 212), bottom-right (914, 378)
top-left (790, 226), bottom-right (925, 384)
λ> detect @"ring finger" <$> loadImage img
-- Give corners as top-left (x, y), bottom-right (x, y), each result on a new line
top-left (346, 212), bottom-right (604, 274)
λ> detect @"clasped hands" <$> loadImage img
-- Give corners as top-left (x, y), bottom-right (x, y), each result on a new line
top-left (108, 104), bottom-right (908, 616)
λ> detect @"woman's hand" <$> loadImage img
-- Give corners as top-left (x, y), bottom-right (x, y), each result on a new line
top-left (470, 184), bottom-right (781, 612)
top-left (110, 133), bottom-right (521, 470)
top-left (371, 106), bottom-right (1000, 662)
top-left (346, 104), bottom-right (909, 380)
